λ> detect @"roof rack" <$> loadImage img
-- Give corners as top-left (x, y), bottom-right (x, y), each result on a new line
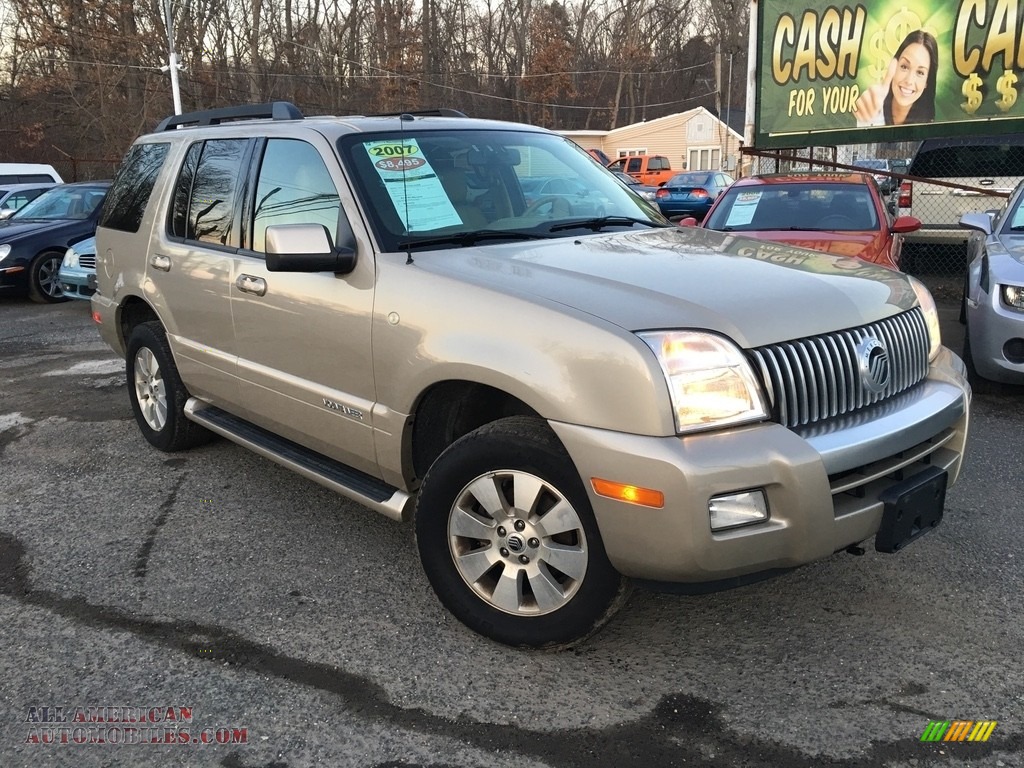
top-left (368, 109), bottom-right (469, 119)
top-left (155, 102), bottom-right (304, 132)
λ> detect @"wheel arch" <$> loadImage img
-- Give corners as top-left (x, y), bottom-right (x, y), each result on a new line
top-left (117, 295), bottom-right (161, 351)
top-left (408, 380), bottom-right (540, 485)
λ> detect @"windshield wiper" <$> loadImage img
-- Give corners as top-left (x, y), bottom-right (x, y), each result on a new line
top-left (547, 215), bottom-right (671, 233)
top-left (397, 229), bottom-right (553, 249)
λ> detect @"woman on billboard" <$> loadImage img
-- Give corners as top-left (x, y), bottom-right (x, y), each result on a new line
top-left (853, 30), bottom-right (938, 126)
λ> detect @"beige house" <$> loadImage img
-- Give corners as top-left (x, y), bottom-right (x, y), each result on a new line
top-left (560, 107), bottom-right (748, 178)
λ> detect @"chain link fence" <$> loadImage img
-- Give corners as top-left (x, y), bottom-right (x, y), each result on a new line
top-left (742, 138), bottom-right (1024, 300)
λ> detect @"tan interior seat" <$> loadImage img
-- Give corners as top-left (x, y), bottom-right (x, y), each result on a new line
top-left (435, 166), bottom-right (488, 229)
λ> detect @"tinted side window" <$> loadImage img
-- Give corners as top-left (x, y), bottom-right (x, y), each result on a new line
top-left (19, 174), bottom-right (57, 183)
top-left (252, 139), bottom-right (340, 253)
top-left (170, 143), bottom-right (201, 238)
top-left (100, 143), bottom-right (169, 233)
top-left (627, 158), bottom-right (642, 173)
top-left (175, 139), bottom-right (248, 246)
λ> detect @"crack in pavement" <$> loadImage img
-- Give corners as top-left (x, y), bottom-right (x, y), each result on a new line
top-left (134, 473), bottom-right (187, 580)
top-left (0, 531), bottom-right (1019, 767)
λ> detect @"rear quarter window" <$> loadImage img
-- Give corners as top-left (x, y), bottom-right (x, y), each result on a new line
top-left (100, 143), bottom-right (170, 233)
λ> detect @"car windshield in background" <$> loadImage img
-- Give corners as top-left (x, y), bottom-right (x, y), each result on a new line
top-left (338, 129), bottom-right (667, 251)
top-left (705, 183), bottom-right (879, 232)
top-left (858, 159), bottom-right (888, 170)
top-left (12, 186), bottom-right (106, 220)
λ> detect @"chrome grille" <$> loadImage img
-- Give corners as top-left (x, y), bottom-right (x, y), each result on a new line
top-left (747, 308), bottom-right (930, 428)
top-left (79, 254), bottom-right (96, 269)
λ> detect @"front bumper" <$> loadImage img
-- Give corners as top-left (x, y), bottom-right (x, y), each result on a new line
top-left (550, 346), bottom-right (969, 582)
top-left (0, 262), bottom-right (28, 293)
top-left (58, 265), bottom-right (96, 301)
top-left (967, 288), bottom-right (1024, 384)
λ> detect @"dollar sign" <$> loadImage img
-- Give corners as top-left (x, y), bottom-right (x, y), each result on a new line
top-left (997, 70), bottom-right (1018, 112)
top-left (886, 8), bottom-right (922, 52)
top-left (868, 31), bottom-right (888, 82)
top-left (962, 73), bottom-right (983, 114)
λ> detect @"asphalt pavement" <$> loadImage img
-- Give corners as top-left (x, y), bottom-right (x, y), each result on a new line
top-left (0, 295), bottom-right (1021, 768)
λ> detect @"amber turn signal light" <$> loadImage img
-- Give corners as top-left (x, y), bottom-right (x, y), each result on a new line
top-left (590, 478), bottom-right (664, 508)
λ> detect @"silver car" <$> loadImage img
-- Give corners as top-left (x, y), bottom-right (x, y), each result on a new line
top-left (959, 181), bottom-right (1024, 392)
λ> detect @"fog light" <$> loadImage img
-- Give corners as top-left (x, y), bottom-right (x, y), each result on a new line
top-left (1004, 338), bottom-right (1024, 364)
top-left (709, 490), bottom-right (768, 531)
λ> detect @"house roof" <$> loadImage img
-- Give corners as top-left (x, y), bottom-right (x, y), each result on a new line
top-left (559, 107), bottom-right (743, 143)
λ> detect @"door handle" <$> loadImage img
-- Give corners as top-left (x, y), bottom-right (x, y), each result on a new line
top-left (235, 274), bottom-right (267, 296)
top-left (149, 254), bottom-right (171, 272)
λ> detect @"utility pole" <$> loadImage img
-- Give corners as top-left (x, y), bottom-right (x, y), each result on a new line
top-left (162, 0), bottom-right (182, 115)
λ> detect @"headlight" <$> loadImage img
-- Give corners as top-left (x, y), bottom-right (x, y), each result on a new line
top-left (638, 331), bottom-right (768, 433)
top-left (62, 246), bottom-right (80, 269)
top-left (0, 244), bottom-right (10, 261)
top-left (909, 276), bottom-right (941, 361)
top-left (1001, 284), bottom-right (1024, 312)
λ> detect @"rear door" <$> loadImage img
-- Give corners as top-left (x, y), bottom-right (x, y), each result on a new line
top-left (152, 137), bottom-right (251, 407)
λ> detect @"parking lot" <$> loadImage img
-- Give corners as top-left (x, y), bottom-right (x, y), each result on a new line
top-left (0, 294), bottom-right (1021, 768)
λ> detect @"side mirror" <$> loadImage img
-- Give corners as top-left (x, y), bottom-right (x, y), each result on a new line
top-left (959, 212), bottom-right (993, 236)
top-left (679, 217), bottom-right (699, 228)
top-left (890, 216), bottom-right (921, 234)
top-left (265, 223), bottom-right (357, 273)
top-left (0, 209), bottom-right (15, 220)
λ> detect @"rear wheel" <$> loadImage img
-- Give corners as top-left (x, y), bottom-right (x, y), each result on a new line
top-left (415, 416), bottom-right (628, 648)
top-left (126, 321), bottom-right (213, 451)
top-left (28, 250), bottom-right (69, 303)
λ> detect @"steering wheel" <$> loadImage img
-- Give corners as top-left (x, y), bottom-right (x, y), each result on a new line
top-left (524, 195), bottom-right (572, 218)
top-left (817, 215), bottom-right (859, 229)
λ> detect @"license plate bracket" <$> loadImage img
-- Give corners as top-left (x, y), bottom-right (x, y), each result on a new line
top-left (875, 465), bottom-right (947, 553)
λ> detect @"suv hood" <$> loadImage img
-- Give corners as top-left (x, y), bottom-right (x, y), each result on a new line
top-left (415, 227), bottom-right (918, 349)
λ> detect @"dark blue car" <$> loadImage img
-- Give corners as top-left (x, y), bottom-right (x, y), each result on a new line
top-left (655, 171), bottom-right (734, 220)
top-left (0, 181), bottom-right (109, 303)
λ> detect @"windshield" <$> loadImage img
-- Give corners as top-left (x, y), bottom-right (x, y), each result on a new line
top-left (338, 129), bottom-right (666, 251)
top-left (13, 185), bottom-right (106, 220)
top-left (857, 159), bottom-right (888, 171)
top-left (705, 183), bottom-right (880, 232)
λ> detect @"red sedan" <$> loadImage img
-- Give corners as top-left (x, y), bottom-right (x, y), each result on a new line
top-left (681, 173), bottom-right (921, 270)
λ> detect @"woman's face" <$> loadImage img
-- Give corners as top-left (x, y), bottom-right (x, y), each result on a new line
top-left (891, 42), bottom-right (931, 108)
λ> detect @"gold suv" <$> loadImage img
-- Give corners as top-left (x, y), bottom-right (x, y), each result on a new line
top-left (92, 103), bottom-right (970, 648)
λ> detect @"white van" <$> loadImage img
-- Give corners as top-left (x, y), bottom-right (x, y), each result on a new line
top-left (0, 163), bottom-right (64, 185)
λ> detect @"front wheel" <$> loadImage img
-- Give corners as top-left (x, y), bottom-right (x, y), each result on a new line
top-left (126, 321), bottom-right (213, 451)
top-left (415, 416), bottom-right (628, 648)
top-left (28, 250), bottom-right (69, 303)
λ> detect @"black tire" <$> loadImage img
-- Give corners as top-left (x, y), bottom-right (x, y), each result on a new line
top-left (125, 321), bottom-right (213, 451)
top-left (28, 250), bottom-right (70, 304)
top-left (415, 416), bottom-right (629, 648)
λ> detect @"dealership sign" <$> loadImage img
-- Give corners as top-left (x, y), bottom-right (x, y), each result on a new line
top-left (755, 0), bottom-right (1024, 147)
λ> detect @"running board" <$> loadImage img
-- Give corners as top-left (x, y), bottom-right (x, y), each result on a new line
top-left (184, 399), bottom-right (412, 522)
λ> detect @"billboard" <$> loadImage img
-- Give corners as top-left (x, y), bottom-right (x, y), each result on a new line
top-left (755, 0), bottom-right (1024, 147)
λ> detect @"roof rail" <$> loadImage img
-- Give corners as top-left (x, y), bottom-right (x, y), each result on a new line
top-left (155, 102), bottom-right (304, 132)
top-left (368, 109), bottom-right (469, 119)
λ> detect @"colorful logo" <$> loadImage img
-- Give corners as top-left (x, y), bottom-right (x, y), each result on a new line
top-left (920, 720), bottom-right (997, 742)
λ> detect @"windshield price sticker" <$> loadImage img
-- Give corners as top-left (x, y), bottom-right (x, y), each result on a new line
top-left (725, 191), bottom-right (761, 227)
top-left (364, 140), bottom-right (461, 232)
